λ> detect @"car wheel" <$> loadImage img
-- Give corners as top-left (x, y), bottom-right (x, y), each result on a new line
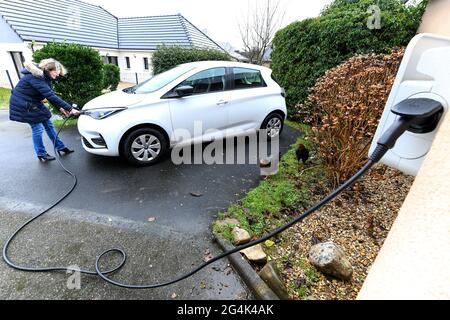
top-left (261, 113), bottom-right (284, 139)
top-left (122, 128), bottom-right (168, 166)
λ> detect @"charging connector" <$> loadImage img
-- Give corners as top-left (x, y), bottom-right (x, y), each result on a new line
top-left (370, 98), bottom-right (443, 163)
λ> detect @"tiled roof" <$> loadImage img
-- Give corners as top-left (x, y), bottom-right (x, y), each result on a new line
top-left (0, 0), bottom-right (224, 51)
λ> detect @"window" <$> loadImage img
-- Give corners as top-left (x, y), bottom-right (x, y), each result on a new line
top-left (144, 57), bottom-right (149, 70)
top-left (107, 56), bottom-right (118, 66)
top-left (103, 56), bottom-right (118, 66)
top-left (132, 65), bottom-right (194, 94)
top-left (233, 68), bottom-right (265, 89)
top-left (9, 52), bottom-right (25, 79)
top-left (177, 68), bottom-right (226, 95)
top-left (125, 57), bottom-right (131, 69)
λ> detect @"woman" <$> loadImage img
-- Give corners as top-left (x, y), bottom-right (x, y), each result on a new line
top-left (9, 59), bottom-right (81, 162)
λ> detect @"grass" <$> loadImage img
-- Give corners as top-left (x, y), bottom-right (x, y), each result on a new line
top-left (214, 122), bottom-right (325, 241)
top-left (0, 87), bottom-right (11, 110)
top-left (282, 255), bottom-right (320, 299)
top-left (53, 118), bottom-right (78, 128)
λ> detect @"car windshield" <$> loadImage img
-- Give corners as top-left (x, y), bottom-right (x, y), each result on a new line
top-left (126, 65), bottom-right (195, 94)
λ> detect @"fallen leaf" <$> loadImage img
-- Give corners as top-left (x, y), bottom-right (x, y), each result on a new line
top-left (265, 240), bottom-right (275, 248)
top-left (171, 293), bottom-right (177, 299)
top-left (203, 249), bottom-right (213, 262)
top-left (190, 192), bottom-right (203, 197)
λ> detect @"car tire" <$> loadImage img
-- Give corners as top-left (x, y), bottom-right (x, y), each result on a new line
top-left (122, 128), bottom-right (169, 166)
top-left (261, 113), bottom-right (284, 139)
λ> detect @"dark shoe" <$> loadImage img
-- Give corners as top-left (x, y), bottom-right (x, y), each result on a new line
top-left (58, 147), bottom-right (75, 156)
top-left (38, 154), bottom-right (56, 162)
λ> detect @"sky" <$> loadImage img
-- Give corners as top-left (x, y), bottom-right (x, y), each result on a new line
top-left (82, 0), bottom-right (333, 50)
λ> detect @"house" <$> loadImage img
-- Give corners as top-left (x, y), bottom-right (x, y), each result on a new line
top-left (0, 0), bottom-right (225, 88)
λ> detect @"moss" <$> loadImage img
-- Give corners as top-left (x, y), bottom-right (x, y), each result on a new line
top-left (15, 278), bottom-right (27, 292)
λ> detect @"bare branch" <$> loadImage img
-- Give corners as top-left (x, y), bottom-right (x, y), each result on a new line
top-left (238, 0), bottom-right (285, 64)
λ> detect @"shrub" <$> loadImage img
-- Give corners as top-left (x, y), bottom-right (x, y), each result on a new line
top-left (152, 45), bottom-right (231, 74)
top-left (307, 48), bottom-right (405, 187)
top-left (271, 0), bottom-right (427, 117)
top-left (33, 42), bottom-right (104, 111)
top-left (102, 64), bottom-right (120, 91)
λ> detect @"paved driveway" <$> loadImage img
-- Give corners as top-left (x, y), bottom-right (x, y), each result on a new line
top-left (0, 110), bottom-right (300, 299)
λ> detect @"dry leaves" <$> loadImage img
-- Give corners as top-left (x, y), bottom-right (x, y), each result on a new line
top-left (203, 249), bottom-right (213, 262)
top-left (296, 48), bottom-right (405, 187)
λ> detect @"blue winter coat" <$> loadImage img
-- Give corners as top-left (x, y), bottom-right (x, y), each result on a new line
top-left (9, 66), bottom-right (72, 124)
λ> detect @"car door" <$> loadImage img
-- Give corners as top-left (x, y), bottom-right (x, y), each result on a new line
top-left (226, 67), bottom-right (270, 133)
top-left (167, 67), bottom-right (230, 144)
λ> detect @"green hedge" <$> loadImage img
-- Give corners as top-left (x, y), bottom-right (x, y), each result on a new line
top-left (152, 45), bottom-right (231, 74)
top-left (271, 0), bottom-right (428, 117)
top-left (102, 64), bottom-right (120, 91)
top-left (33, 42), bottom-right (104, 111)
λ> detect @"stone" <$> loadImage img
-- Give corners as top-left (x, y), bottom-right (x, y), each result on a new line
top-left (308, 242), bottom-right (353, 281)
top-left (259, 158), bottom-right (272, 168)
top-left (232, 227), bottom-right (251, 245)
top-left (241, 244), bottom-right (267, 264)
top-left (216, 218), bottom-right (240, 228)
top-left (259, 261), bottom-right (290, 300)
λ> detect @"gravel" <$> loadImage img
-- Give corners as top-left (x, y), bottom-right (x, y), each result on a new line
top-left (267, 164), bottom-right (414, 300)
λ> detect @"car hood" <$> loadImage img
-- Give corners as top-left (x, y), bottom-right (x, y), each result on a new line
top-left (83, 90), bottom-right (147, 110)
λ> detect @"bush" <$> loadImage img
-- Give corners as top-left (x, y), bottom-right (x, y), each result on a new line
top-left (102, 64), bottom-right (120, 91)
top-left (307, 48), bottom-right (405, 187)
top-left (152, 45), bottom-right (231, 74)
top-left (271, 0), bottom-right (427, 117)
top-left (33, 42), bottom-right (104, 111)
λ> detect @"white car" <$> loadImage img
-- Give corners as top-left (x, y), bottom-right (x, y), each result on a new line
top-left (78, 61), bottom-right (287, 166)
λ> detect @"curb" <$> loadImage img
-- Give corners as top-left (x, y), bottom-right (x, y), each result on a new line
top-left (214, 232), bottom-right (280, 300)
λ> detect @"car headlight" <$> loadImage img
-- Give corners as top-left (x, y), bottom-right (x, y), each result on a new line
top-left (84, 108), bottom-right (126, 120)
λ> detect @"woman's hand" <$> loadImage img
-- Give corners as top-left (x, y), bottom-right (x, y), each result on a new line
top-left (69, 109), bottom-right (81, 117)
top-left (59, 108), bottom-right (70, 117)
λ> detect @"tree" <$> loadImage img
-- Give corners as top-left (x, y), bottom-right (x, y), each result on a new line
top-left (152, 46), bottom-right (231, 75)
top-left (33, 42), bottom-right (104, 110)
top-left (102, 64), bottom-right (120, 92)
top-left (271, 0), bottom-right (428, 116)
top-left (238, 0), bottom-right (285, 65)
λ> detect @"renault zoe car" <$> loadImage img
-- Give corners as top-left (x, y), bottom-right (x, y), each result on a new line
top-left (78, 61), bottom-right (287, 166)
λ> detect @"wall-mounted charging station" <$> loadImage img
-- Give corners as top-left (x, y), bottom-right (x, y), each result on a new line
top-left (370, 33), bottom-right (450, 176)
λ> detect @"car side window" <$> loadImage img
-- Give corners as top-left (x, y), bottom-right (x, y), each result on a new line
top-left (177, 68), bottom-right (226, 95)
top-left (233, 68), bottom-right (265, 90)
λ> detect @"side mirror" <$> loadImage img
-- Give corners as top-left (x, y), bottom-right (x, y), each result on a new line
top-left (174, 85), bottom-right (194, 97)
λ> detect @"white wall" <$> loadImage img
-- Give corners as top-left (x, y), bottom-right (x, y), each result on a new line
top-left (419, 0), bottom-right (450, 37)
top-left (97, 48), bottom-right (154, 84)
top-left (0, 43), bottom-right (33, 88)
top-left (0, 41), bottom-right (154, 88)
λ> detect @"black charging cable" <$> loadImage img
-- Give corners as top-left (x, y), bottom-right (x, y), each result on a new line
top-left (2, 98), bottom-right (443, 289)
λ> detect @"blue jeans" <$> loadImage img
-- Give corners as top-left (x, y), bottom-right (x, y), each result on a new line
top-left (29, 119), bottom-right (66, 157)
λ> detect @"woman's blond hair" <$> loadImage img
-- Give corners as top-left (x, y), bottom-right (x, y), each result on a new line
top-left (38, 58), bottom-right (68, 76)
